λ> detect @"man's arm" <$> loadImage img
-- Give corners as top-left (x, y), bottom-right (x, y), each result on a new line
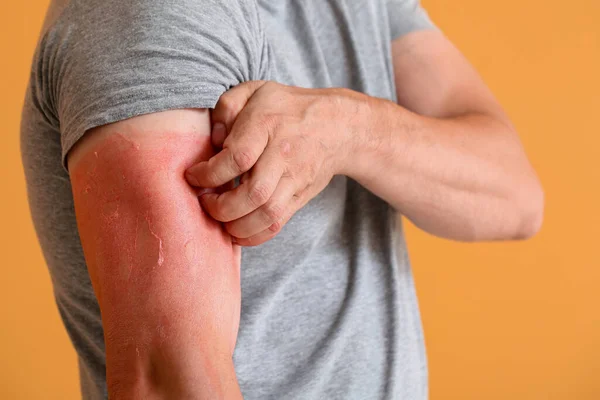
top-left (184, 31), bottom-right (543, 244)
top-left (345, 30), bottom-right (544, 241)
top-left (68, 109), bottom-right (242, 399)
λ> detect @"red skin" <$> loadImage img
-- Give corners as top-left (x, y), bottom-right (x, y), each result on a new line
top-left (69, 110), bottom-right (242, 399)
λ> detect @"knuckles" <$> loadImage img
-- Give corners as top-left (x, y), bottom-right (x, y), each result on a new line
top-left (279, 139), bottom-right (293, 158)
top-left (205, 167), bottom-right (222, 188)
top-left (262, 200), bottom-right (285, 222)
top-left (306, 162), bottom-right (319, 184)
top-left (247, 182), bottom-right (272, 208)
top-left (256, 113), bottom-right (281, 137)
top-left (206, 199), bottom-right (229, 222)
top-left (216, 95), bottom-right (238, 120)
top-left (231, 147), bottom-right (256, 173)
top-left (209, 81), bottom-right (328, 244)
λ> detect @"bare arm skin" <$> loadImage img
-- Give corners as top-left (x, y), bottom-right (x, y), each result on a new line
top-left (68, 109), bottom-right (242, 399)
top-left (185, 30), bottom-right (543, 244)
top-left (346, 30), bottom-right (544, 241)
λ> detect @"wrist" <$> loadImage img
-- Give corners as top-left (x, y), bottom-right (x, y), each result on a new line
top-left (341, 93), bottom-right (416, 184)
top-left (334, 89), bottom-right (387, 180)
top-left (325, 88), bottom-right (370, 177)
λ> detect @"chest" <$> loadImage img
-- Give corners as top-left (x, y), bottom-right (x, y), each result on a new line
top-left (258, 0), bottom-right (398, 101)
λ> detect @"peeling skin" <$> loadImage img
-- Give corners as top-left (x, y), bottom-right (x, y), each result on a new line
top-left (75, 131), bottom-right (180, 281)
top-left (145, 214), bottom-right (165, 268)
top-left (69, 111), bottom-right (242, 394)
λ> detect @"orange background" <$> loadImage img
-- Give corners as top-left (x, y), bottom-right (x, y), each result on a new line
top-left (1, 0), bottom-right (598, 399)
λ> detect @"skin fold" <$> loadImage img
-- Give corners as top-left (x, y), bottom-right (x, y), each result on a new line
top-left (68, 109), bottom-right (242, 399)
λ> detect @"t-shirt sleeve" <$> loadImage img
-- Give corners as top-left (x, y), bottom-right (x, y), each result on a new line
top-left (386, 0), bottom-right (437, 40)
top-left (36, 0), bottom-right (270, 169)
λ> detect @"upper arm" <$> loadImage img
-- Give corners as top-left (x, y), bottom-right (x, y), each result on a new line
top-left (68, 109), bottom-right (241, 395)
top-left (391, 30), bottom-right (510, 122)
top-left (34, 1), bottom-right (264, 395)
top-left (67, 108), bottom-right (238, 302)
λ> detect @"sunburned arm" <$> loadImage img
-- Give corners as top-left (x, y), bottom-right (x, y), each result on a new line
top-left (68, 109), bottom-right (242, 399)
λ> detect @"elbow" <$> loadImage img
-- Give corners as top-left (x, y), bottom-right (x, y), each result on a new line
top-left (512, 176), bottom-right (545, 240)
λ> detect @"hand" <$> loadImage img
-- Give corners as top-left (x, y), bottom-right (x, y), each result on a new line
top-left (185, 81), bottom-right (360, 246)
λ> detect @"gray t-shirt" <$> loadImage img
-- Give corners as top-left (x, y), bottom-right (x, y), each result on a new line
top-left (21, 0), bottom-right (435, 399)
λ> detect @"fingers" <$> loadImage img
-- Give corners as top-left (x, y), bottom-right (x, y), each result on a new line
top-left (211, 122), bottom-right (227, 148)
top-left (211, 80), bottom-right (268, 148)
top-left (186, 82), bottom-right (276, 188)
top-left (234, 193), bottom-right (306, 247)
top-left (192, 177), bottom-right (235, 197)
top-left (186, 128), bottom-right (269, 188)
top-left (232, 223), bottom-right (284, 247)
top-left (199, 146), bottom-right (286, 222)
top-left (236, 181), bottom-right (316, 247)
top-left (226, 176), bottom-right (299, 240)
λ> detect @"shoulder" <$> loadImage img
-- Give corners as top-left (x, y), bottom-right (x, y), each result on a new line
top-left (42, 0), bottom-right (265, 60)
top-left (31, 0), bottom-right (269, 169)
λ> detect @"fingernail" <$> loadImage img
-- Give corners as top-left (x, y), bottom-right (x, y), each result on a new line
top-left (185, 171), bottom-right (200, 187)
top-left (196, 187), bottom-right (214, 196)
top-left (199, 192), bottom-right (218, 203)
top-left (212, 123), bottom-right (226, 147)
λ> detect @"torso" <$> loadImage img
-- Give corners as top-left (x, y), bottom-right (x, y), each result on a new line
top-left (21, 1), bottom-right (428, 399)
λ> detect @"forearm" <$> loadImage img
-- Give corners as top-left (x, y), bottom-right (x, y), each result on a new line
top-left (70, 116), bottom-right (242, 399)
top-left (343, 93), bottom-right (543, 241)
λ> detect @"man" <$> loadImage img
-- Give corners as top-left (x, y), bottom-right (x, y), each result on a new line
top-left (21, 0), bottom-right (543, 398)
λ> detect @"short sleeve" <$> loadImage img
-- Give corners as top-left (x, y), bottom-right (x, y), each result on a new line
top-left (386, 0), bottom-right (437, 40)
top-left (34, 0), bottom-right (270, 169)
